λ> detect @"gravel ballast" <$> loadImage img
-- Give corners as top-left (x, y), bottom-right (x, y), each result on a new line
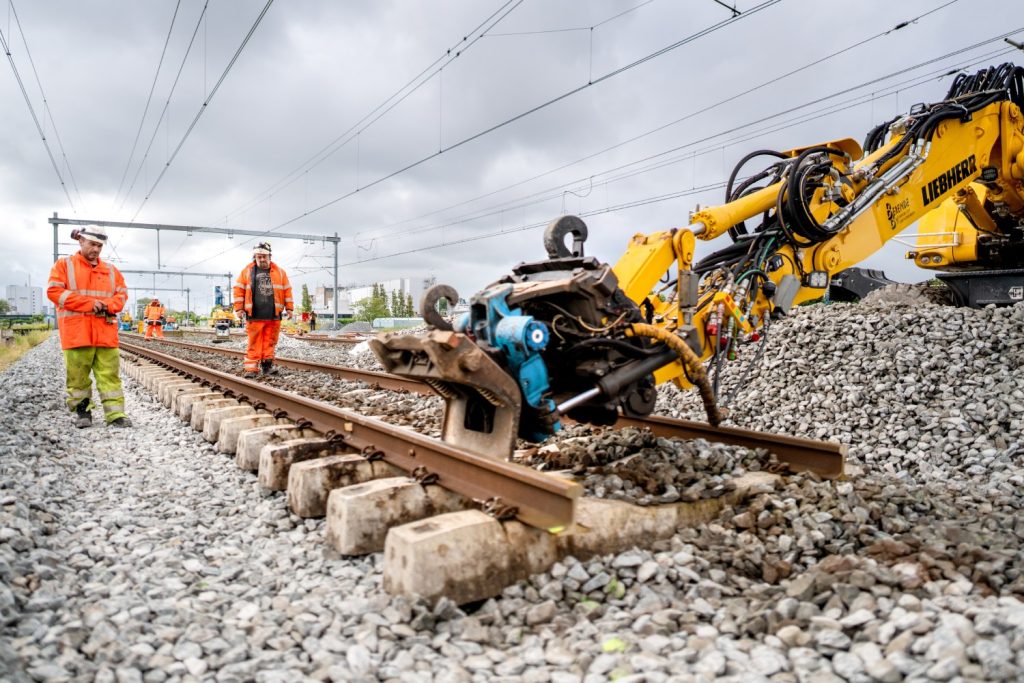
top-left (2, 288), bottom-right (1022, 681)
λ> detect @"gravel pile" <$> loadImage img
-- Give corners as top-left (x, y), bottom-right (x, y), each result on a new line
top-left (2, 287), bottom-right (1021, 681)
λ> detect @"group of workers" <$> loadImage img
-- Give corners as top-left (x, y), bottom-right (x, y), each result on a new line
top-left (48, 228), bottom-right (295, 429)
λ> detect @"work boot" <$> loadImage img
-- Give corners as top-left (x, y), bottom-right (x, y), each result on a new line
top-left (243, 371), bottom-right (259, 380)
top-left (261, 360), bottom-right (279, 375)
top-left (74, 399), bottom-right (92, 429)
top-left (109, 417), bottom-right (133, 428)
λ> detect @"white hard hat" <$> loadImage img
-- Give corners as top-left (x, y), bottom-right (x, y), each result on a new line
top-left (78, 226), bottom-right (108, 243)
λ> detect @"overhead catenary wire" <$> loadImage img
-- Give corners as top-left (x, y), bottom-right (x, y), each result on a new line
top-left (172, 9), bottom-right (1013, 278)
top-left (171, 0), bottom-right (779, 276)
top-left (116, 0), bottom-right (211, 216)
top-left (353, 0), bottom-right (968, 245)
top-left (351, 14), bottom-right (999, 250)
top-left (9, 0), bottom-right (85, 209)
top-left (217, 0), bottom-right (526, 227)
top-left (252, 0), bottom-right (781, 239)
top-left (316, 44), bottom-right (1019, 271)
top-left (172, 31), bottom-right (1017, 280)
top-left (130, 0), bottom-right (276, 222)
top-left (111, 0), bottom-right (183, 210)
top-left (0, 10), bottom-right (76, 211)
top-left (484, 0), bottom-right (655, 37)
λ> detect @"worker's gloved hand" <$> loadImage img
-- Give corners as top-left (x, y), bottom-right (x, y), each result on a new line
top-left (237, 311), bottom-right (246, 324)
top-left (282, 310), bottom-right (292, 320)
top-left (92, 300), bottom-right (106, 313)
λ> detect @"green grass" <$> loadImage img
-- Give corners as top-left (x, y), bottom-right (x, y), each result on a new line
top-left (0, 330), bottom-right (53, 372)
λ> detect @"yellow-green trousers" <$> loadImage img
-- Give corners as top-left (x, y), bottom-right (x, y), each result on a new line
top-left (63, 347), bottom-right (126, 423)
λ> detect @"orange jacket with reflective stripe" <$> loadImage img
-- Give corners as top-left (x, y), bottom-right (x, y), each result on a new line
top-left (233, 261), bottom-right (293, 318)
top-left (47, 253), bottom-right (128, 350)
top-left (144, 303), bottom-right (165, 321)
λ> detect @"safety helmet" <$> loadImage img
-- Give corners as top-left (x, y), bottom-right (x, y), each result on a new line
top-left (253, 241), bottom-right (272, 255)
top-left (76, 226), bottom-right (108, 243)
top-left (152, 298), bottom-right (160, 304)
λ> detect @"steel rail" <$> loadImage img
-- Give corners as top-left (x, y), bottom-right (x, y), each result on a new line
top-left (122, 333), bottom-right (432, 395)
top-left (609, 415), bottom-right (846, 478)
top-left (125, 334), bottom-right (844, 477)
top-left (121, 340), bottom-right (579, 530)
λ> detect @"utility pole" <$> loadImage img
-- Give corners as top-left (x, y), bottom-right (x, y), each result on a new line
top-left (333, 231), bottom-right (339, 329)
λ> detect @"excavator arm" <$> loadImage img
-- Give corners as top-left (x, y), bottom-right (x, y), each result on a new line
top-left (371, 63), bottom-right (1024, 459)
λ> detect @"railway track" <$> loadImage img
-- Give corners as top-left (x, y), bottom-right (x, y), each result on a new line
top-left (119, 336), bottom-right (845, 604)
top-left (123, 334), bottom-right (845, 476)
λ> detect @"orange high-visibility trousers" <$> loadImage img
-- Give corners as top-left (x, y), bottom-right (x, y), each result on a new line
top-left (145, 321), bottom-right (164, 339)
top-left (244, 320), bottom-right (281, 372)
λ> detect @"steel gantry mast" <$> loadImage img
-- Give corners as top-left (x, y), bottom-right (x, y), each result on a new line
top-left (50, 214), bottom-right (342, 328)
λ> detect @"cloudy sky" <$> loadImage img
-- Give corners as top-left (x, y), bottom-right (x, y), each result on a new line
top-left (1, 0), bottom-right (1020, 314)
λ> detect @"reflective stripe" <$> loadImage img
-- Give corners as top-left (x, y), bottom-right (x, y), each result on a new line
top-left (115, 287), bottom-right (128, 294)
top-left (99, 390), bottom-right (123, 400)
top-left (101, 402), bottom-right (125, 414)
top-left (58, 291), bottom-right (72, 306)
top-left (67, 388), bottom-right (91, 398)
top-left (48, 280), bottom-right (65, 287)
top-left (272, 284), bottom-right (287, 290)
top-left (57, 310), bottom-right (96, 319)
top-left (80, 289), bottom-right (113, 297)
top-left (65, 256), bottom-right (78, 290)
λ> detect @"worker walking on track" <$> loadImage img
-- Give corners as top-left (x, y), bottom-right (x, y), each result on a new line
top-left (144, 298), bottom-right (165, 339)
top-left (233, 242), bottom-right (294, 379)
top-left (46, 226), bottom-right (133, 428)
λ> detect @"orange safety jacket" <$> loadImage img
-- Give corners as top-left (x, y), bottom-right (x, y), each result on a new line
top-left (233, 261), bottom-right (293, 319)
top-left (47, 253), bottom-right (128, 350)
top-left (144, 303), bottom-right (165, 322)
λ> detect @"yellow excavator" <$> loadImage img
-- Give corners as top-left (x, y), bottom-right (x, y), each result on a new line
top-left (372, 62), bottom-right (1024, 458)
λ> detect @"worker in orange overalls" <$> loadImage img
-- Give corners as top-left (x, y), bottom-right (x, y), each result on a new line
top-left (233, 242), bottom-right (293, 379)
top-left (46, 226), bottom-right (132, 428)
top-left (143, 298), bottom-right (166, 339)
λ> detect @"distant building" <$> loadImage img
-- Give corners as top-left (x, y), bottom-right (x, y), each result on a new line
top-left (5, 285), bottom-right (44, 315)
top-left (314, 277), bottom-right (425, 319)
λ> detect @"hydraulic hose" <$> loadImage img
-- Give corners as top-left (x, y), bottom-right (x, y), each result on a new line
top-left (624, 323), bottom-right (723, 427)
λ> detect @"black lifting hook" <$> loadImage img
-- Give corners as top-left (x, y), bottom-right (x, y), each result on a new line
top-left (420, 284), bottom-right (460, 331)
top-left (543, 215), bottom-right (588, 259)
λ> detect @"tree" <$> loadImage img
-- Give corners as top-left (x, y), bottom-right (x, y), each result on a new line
top-left (353, 295), bottom-right (389, 322)
top-left (0, 299), bottom-right (11, 315)
top-left (390, 289), bottom-right (401, 318)
top-left (353, 283), bottom-right (391, 322)
top-left (405, 293), bottom-right (415, 318)
top-left (376, 284), bottom-right (391, 316)
top-left (301, 284), bottom-right (313, 314)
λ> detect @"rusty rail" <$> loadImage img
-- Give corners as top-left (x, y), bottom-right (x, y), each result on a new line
top-left (121, 340), bottom-right (579, 530)
top-left (122, 333), bottom-right (432, 395)
top-left (127, 334), bottom-right (845, 478)
top-left (609, 414), bottom-right (846, 478)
